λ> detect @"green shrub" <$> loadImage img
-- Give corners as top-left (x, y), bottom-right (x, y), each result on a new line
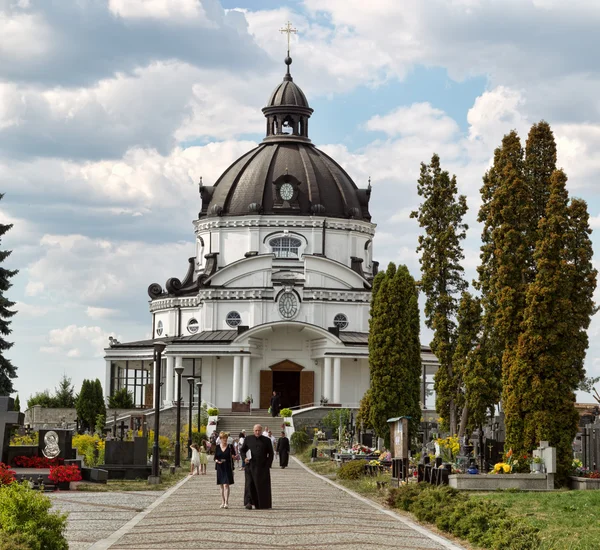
top-left (0, 531), bottom-right (31, 550)
top-left (387, 484), bottom-right (540, 550)
top-left (207, 408), bottom-right (219, 416)
top-left (290, 431), bottom-right (310, 452)
top-left (0, 482), bottom-right (68, 550)
top-left (279, 408), bottom-right (293, 417)
top-left (481, 517), bottom-right (540, 550)
top-left (410, 486), bottom-right (465, 524)
top-left (337, 459), bottom-right (367, 480)
top-left (386, 482), bottom-right (428, 510)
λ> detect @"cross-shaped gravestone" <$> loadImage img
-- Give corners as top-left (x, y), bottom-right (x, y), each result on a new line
top-left (119, 420), bottom-right (126, 441)
top-left (0, 397), bottom-right (24, 464)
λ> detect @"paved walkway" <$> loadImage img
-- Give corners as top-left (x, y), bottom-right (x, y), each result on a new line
top-left (81, 459), bottom-right (462, 550)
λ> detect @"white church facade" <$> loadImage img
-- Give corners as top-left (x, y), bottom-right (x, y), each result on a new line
top-left (103, 56), bottom-right (439, 413)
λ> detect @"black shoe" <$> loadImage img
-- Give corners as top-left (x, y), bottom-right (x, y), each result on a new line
top-left (245, 504), bottom-right (252, 510)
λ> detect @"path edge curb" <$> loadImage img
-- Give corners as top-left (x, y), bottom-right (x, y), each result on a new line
top-left (86, 474), bottom-right (192, 550)
top-left (292, 457), bottom-right (465, 550)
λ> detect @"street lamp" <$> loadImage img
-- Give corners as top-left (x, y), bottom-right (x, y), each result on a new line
top-left (196, 380), bottom-right (203, 432)
top-left (174, 365), bottom-right (185, 467)
top-left (149, 342), bottom-right (166, 484)
top-left (187, 377), bottom-right (194, 459)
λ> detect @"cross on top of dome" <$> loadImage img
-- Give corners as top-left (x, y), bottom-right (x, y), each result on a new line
top-left (263, 21), bottom-right (313, 142)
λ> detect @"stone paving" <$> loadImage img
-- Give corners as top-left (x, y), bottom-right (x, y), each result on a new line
top-left (78, 459), bottom-right (463, 550)
top-left (49, 490), bottom-right (164, 550)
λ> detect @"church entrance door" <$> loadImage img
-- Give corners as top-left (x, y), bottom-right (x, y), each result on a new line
top-left (273, 371), bottom-right (300, 409)
top-left (259, 360), bottom-right (314, 409)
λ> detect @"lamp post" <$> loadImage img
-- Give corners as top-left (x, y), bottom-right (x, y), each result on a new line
top-left (149, 342), bottom-right (166, 484)
top-left (196, 380), bottom-right (203, 432)
top-left (187, 377), bottom-right (194, 459)
top-left (174, 365), bottom-right (184, 467)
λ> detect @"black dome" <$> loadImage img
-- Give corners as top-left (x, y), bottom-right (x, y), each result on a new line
top-left (197, 58), bottom-right (372, 222)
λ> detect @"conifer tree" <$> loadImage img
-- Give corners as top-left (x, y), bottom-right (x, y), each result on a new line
top-left (411, 154), bottom-right (468, 434)
top-left (54, 374), bottom-right (77, 408)
top-left (13, 394), bottom-right (20, 412)
top-left (0, 194), bottom-right (18, 396)
top-left (368, 263), bottom-right (421, 446)
top-left (507, 170), bottom-right (596, 480)
top-left (76, 379), bottom-right (106, 431)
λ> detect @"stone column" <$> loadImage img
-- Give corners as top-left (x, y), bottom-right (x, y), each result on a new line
top-left (241, 355), bottom-right (250, 403)
top-left (232, 356), bottom-right (242, 404)
top-left (104, 359), bottom-right (112, 404)
top-left (165, 356), bottom-right (175, 406)
top-left (323, 357), bottom-right (332, 402)
top-left (333, 357), bottom-right (341, 404)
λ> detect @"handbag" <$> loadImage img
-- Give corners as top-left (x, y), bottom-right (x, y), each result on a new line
top-left (268, 406), bottom-right (272, 414)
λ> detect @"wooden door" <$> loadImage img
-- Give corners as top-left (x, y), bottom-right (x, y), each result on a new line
top-left (144, 384), bottom-right (153, 408)
top-left (260, 370), bottom-right (273, 409)
top-left (299, 371), bottom-right (314, 406)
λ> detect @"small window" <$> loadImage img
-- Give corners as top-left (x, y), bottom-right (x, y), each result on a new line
top-left (187, 318), bottom-right (199, 334)
top-left (226, 311), bottom-right (242, 328)
top-left (156, 320), bottom-right (163, 337)
top-left (334, 313), bottom-right (348, 330)
top-left (270, 236), bottom-right (302, 259)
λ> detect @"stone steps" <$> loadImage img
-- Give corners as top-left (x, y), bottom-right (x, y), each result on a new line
top-left (216, 415), bottom-right (281, 436)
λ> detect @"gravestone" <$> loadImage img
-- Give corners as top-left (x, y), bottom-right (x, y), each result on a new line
top-left (38, 429), bottom-right (74, 460)
top-left (100, 436), bottom-right (150, 479)
top-left (0, 397), bottom-right (24, 464)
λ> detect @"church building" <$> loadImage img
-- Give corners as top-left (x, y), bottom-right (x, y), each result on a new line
top-left (104, 54), bottom-right (439, 414)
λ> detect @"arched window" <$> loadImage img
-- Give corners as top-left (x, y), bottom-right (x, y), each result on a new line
top-left (270, 236), bottom-right (302, 258)
top-left (282, 116), bottom-right (294, 134)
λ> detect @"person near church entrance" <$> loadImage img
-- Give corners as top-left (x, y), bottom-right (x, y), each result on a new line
top-left (214, 431), bottom-right (236, 509)
top-left (190, 443), bottom-right (201, 476)
top-left (276, 431), bottom-right (290, 469)
top-left (270, 391), bottom-right (281, 417)
top-left (240, 424), bottom-right (274, 509)
top-left (268, 430), bottom-right (277, 461)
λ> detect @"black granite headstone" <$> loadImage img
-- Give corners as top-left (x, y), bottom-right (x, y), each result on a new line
top-left (0, 397), bottom-right (24, 464)
top-left (38, 429), bottom-right (73, 460)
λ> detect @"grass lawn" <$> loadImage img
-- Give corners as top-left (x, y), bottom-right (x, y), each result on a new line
top-left (75, 463), bottom-right (190, 492)
top-left (473, 490), bottom-right (600, 550)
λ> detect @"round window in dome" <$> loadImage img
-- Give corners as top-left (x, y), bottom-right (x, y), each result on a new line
top-left (226, 311), bottom-right (242, 328)
top-left (333, 313), bottom-right (348, 330)
top-left (187, 318), bottom-right (199, 334)
top-left (278, 292), bottom-right (299, 319)
top-left (156, 320), bottom-right (163, 337)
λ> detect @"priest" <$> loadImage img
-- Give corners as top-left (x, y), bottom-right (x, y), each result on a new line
top-left (276, 431), bottom-right (290, 469)
top-left (240, 423), bottom-right (274, 509)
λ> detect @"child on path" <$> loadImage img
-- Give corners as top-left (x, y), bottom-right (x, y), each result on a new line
top-left (199, 440), bottom-right (208, 475)
top-left (190, 443), bottom-right (201, 475)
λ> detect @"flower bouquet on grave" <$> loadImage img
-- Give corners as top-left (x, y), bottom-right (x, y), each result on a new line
top-left (492, 462), bottom-right (512, 474)
top-left (49, 464), bottom-right (82, 486)
top-left (0, 463), bottom-right (16, 486)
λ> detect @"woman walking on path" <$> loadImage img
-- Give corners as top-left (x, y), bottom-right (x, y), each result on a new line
top-left (214, 431), bottom-right (236, 508)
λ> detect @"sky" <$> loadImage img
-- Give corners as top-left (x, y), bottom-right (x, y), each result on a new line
top-left (2, 0), bottom-right (600, 405)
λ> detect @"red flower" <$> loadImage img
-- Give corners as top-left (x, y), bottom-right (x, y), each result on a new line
top-left (13, 456), bottom-right (64, 469)
top-left (49, 465), bottom-right (82, 484)
top-left (0, 463), bottom-right (16, 485)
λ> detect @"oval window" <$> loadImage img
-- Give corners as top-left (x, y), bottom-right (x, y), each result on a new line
top-left (226, 311), bottom-right (242, 328)
top-left (156, 320), bottom-right (163, 337)
top-left (187, 318), bottom-right (199, 334)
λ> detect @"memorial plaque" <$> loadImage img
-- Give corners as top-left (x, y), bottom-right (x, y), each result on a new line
top-left (38, 429), bottom-right (73, 460)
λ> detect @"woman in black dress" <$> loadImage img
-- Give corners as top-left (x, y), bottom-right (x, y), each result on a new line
top-left (214, 431), bottom-right (236, 508)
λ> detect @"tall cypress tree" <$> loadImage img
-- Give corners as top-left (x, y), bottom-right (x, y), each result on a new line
top-left (508, 170), bottom-right (596, 480)
top-left (0, 194), bottom-right (18, 396)
top-left (368, 264), bottom-right (421, 446)
top-left (411, 154), bottom-right (468, 434)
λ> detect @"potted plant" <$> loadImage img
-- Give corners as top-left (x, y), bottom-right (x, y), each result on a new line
top-left (531, 456), bottom-right (544, 473)
top-left (279, 408), bottom-right (293, 418)
top-left (49, 464), bottom-right (82, 490)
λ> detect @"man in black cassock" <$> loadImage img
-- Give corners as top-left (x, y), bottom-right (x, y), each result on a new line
top-left (269, 391), bottom-right (280, 417)
top-left (276, 431), bottom-right (290, 469)
top-left (240, 424), bottom-right (273, 509)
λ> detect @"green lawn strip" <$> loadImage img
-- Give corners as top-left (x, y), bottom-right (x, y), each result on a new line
top-left (75, 464), bottom-right (190, 492)
top-left (471, 490), bottom-right (600, 550)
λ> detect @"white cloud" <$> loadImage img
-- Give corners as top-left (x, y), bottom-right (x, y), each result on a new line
top-left (108, 0), bottom-right (209, 22)
top-left (13, 301), bottom-right (50, 318)
top-left (42, 324), bottom-right (118, 358)
top-left (86, 307), bottom-right (120, 320)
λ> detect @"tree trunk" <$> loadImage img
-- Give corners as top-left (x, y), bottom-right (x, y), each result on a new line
top-left (458, 405), bottom-right (469, 439)
top-left (449, 399), bottom-right (456, 435)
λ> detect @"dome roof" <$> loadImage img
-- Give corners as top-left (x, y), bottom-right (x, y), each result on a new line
top-left (199, 141), bottom-right (371, 221)
top-left (198, 57), bottom-right (372, 222)
top-left (267, 79), bottom-right (310, 109)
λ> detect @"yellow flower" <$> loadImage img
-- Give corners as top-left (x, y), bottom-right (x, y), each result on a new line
top-left (502, 464), bottom-right (511, 474)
